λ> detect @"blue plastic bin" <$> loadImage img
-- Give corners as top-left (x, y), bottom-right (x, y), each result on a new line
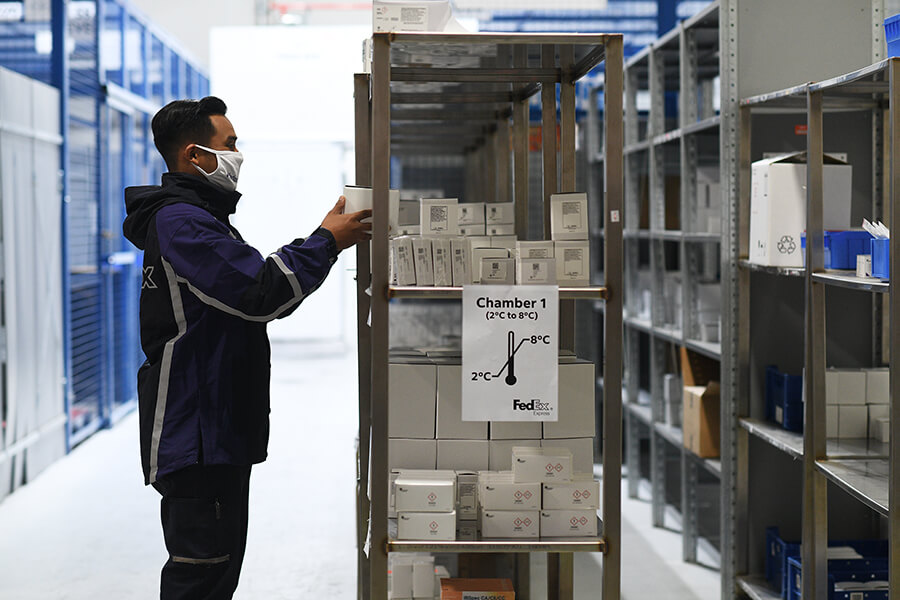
top-left (781, 374), bottom-right (803, 433)
top-left (871, 238), bottom-right (889, 279)
top-left (887, 13), bottom-right (900, 57)
top-left (766, 527), bottom-right (800, 598)
top-left (765, 366), bottom-right (779, 423)
top-left (800, 231), bottom-right (874, 269)
top-left (787, 556), bottom-right (888, 600)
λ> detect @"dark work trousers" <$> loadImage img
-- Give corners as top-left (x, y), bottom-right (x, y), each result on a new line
top-left (152, 464), bottom-right (252, 600)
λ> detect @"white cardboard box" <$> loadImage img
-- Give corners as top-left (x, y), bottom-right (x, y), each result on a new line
top-left (826, 405), bottom-right (838, 438)
top-left (555, 241), bottom-right (590, 286)
top-left (876, 417), bottom-right (890, 443)
top-left (389, 439), bottom-right (437, 470)
top-left (516, 240), bottom-right (555, 259)
top-left (389, 363), bottom-right (436, 438)
top-left (437, 365), bottom-right (487, 439)
top-left (749, 152), bottom-right (852, 267)
top-left (467, 235), bottom-right (493, 251)
top-left (392, 237), bottom-right (417, 286)
top-left (487, 223), bottom-right (516, 236)
top-left (866, 369), bottom-right (889, 405)
top-left (512, 446), bottom-right (573, 483)
top-left (458, 202), bottom-right (485, 225)
top-left (397, 510), bottom-right (456, 541)
top-left (516, 257), bottom-right (557, 285)
top-left (542, 474), bottom-right (601, 510)
top-left (540, 509), bottom-right (597, 537)
top-left (390, 561), bottom-right (413, 599)
top-left (480, 257), bottom-right (516, 284)
top-left (480, 508), bottom-right (539, 538)
top-left (490, 235), bottom-right (518, 251)
top-left (398, 199), bottom-right (420, 226)
top-left (490, 421), bottom-right (542, 440)
top-left (485, 202), bottom-right (516, 225)
top-left (421, 198), bottom-right (459, 236)
top-left (412, 237), bottom-right (435, 286)
top-left (397, 225), bottom-right (421, 236)
top-left (838, 405), bottom-right (868, 439)
top-left (373, 0), bottom-right (453, 33)
top-left (394, 472), bottom-right (456, 512)
top-left (825, 370), bottom-right (867, 405)
top-left (550, 192), bottom-right (589, 241)
top-left (543, 362), bottom-right (595, 439)
top-left (478, 471), bottom-right (541, 510)
top-left (412, 559), bottom-right (435, 598)
top-left (459, 223), bottom-right (487, 236)
top-left (437, 440), bottom-right (490, 471)
top-left (489, 439), bottom-right (540, 470)
top-left (868, 404), bottom-right (889, 440)
top-left (543, 438), bottom-right (594, 474)
top-left (431, 238), bottom-right (453, 286)
top-left (471, 248), bottom-right (509, 283)
top-left (456, 520), bottom-right (478, 540)
top-left (456, 471), bottom-right (479, 520)
top-left (450, 238), bottom-right (471, 287)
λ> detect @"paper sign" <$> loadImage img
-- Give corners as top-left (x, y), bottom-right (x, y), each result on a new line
top-left (462, 285), bottom-right (558, 421)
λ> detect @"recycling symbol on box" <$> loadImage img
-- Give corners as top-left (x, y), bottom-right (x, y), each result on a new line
top-left (777, 235), bottom-right (797, 255)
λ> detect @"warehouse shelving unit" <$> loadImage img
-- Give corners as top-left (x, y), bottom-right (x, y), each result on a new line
top-left (354, 32), bottom-right (623, 600)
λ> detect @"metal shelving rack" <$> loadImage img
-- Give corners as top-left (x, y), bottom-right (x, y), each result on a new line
top-left (354, 32), bottom-right (624, 600)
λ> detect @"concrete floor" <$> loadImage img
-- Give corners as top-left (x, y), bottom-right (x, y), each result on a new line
top-left (0, 347), bottom-right (719, 599)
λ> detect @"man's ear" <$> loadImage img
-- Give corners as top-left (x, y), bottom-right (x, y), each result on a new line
top-left (182, 143), bottom-right (199, 165)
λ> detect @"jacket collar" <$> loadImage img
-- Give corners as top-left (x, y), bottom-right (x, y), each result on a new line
top-left (161, 172), bottom-right (241, 221)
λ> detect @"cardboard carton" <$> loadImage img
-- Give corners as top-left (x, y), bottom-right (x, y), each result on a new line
top-left (683, 382), bottom-right (720, 458)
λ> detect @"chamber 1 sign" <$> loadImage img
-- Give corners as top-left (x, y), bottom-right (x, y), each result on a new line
top-left (462, 285), bottom-right (559, 421)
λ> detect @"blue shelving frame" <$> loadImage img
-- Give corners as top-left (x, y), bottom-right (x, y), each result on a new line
top-left (0, 0), bottom-right (207, 450)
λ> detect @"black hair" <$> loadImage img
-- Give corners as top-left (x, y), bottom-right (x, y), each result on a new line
top-left (151, 96), bottom-right (228, 170)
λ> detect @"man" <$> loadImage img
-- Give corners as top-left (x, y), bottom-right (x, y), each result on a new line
top-left (123, 96), bottom-right (370, 599)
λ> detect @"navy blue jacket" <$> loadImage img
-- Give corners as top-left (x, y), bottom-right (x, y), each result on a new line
top-left (123, 173), bottom-right (338, 484)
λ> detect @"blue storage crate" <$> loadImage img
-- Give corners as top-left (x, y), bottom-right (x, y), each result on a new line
top-left (871, 238), bottom-right (889, 279)
top-left (800, 231), bottom-right (874, 269)
top-left (781, 373), bottom-right (803, 433)
top-left (786, 555), bottom-right (889, 600)
top-left (765, 366), bottom-right (779, 422)
top-left (887, 13), bottom-right (900, 57)
top-left (766, 527), bottom-right (800, 598)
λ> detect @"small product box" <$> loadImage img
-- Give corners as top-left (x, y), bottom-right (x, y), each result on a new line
top-left (394, 470), bottom-right (456, 512)
top-left (391, 237), bottom-right (417, 286)
top-left (516, 257), bottom-right (557, 285)
top-left (512, 446), bottom-right (573, 483)
top-left (485, 202), bottom-right (516, 225)
top-left (440, 579), bottom-right (515, 600)
top-left (516, 240), bottom-right (555, 259)
top-left (437, 364), bottom-right (487, 439)
top-left (480, 257), bottom-right (516, 285)
top-left (389, 439), bottom-right (437, 470)
top-left (437, 440), bottom-right (490, 471)
top-left (683, 382), bottom-right (720, 458)
top-left (471, 248), bottom-right (509, 283)
top-left (412, 237), bottom-right (435, 286)
top-left (456, 471), bottom-right (479, 520)
top-left (396, 510), bottom-right (456, 541)
top-left (412, 559), bottom-right (435, 598)
top-left (388, 362), bottom-right (436, 439)
top-left (480, 508), bottom-right (540, 539)
top-left (450, 238), bottom-right (471, 287)
top-left (868, 404), bottom-right (889, 440)
top-left (540, 509), bottom-right (598, 537)
top-left (542, 475), bottom-right (601, 510)
top-left (825, 369), bottom-right (867, 405)
top-left (459, 223), bottom-right (487, 236)
top-left (397, 199), bottom-right (420, 227)
top-left (489, 421), bottom-right (542, 440)
top-left (876, 417), bottom-right (890, 443)
top-left (487, 223), bottom-right (516, 236)
top-left (431, 238), bottom-right (453, 286)
top-left (838, 405), bottom-right (868, 438)
top-left (543, 361), bottom-right (595, 439)
top-left (490, 235), bottom-right (518, 251)
top-left (467, 235), bottom-right (493, 252)
top-left (421, 198), bottom-right (459, 236)
top-left (866, 369), bottom-right (889, 404)
top-left (478, 471), bottom-right (541, 510)
top-left (550, 192), bottom-right (589, 241)
top-left (457, 202), bottom-right (485, 225)
top-left (456, 521), bottom-right (478, 540)
top-left (390, 559), bottom-right (413, 599)
top-left (542, 438), bottom-right (594, 474)
top-left (489, 439), bottom-right (540, 470)
top-left (554, 241), bottom-right (590, 286)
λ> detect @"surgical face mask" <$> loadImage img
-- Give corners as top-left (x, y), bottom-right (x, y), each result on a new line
top-left (193, 144), bottom-right (243, 192)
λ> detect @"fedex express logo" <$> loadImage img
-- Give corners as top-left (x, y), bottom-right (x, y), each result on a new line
top-left (513, 398), bottom-right (551, 412)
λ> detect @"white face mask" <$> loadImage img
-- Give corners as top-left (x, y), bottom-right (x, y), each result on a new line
top-left (193, 144), bottom-right (243, 192)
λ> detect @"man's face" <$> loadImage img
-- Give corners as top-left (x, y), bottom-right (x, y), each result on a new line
top-left (190, 114), bottom-right (238, 174)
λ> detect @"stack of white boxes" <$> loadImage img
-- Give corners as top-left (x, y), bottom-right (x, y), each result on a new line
top-left (825, 368), bottom-right (889, 442)
top-left (696, 167), bottom-right (721, 234)
top-left (388, 554), bottom-right (442, 600)
top-left (695, 282), bottom-right (721, 344)
top-left (394, 470), bottom-right (457, 542)
top-left (664, 373), bottom-right (682, 427)
top-left (550, 193), bottom-right (590, 287)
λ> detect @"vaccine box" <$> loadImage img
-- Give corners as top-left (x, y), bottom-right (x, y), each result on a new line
top-left (487, 223), bottom-right (516, 236)
top-left (512, 446), bottom-right (573, 483)
top-left (825, 370), bottom-right (867, 405)
top-left (397, 510), bottom-right (456, 541)
top-left (516, 240), bottom-right (555, 259)
top-left (868, 405), bottom-right (889, 440)
top-left (437, 365), bottom-right (487, 439)
top-left (490, 235), bottom-right (518, 251)
top-left (421, 198), bottom-right (459, 236)
top-left (542, 438), bottom-right (594, 474)
top-left (459, 223), bottom-right (487, 236)
top-left (749, 152), bottom-right (852, 268)
top-left (555, 241), bottom-right (590, 286)
top-left (450, 238), bottom-right (471, 287)
top-left (432, 238), bottom-right (453, 286)
top-left (542, 474), bottom-right (600, 510)
top-left (866, 369), bottom-right (889, 405)
top-left (540, 509), bottom-right (597, 537)
top-left (389, 439), bottom-right (437, 470)
top-left (543, 361), bottom-right (595, 439)
top-left (437, 440), bottom-right (490, 472)
top-left (467, 235), bottom-right (493, 252)
top-left (456, 520), bottom-right (478, 540)
top-left (390, 560), bottom-right (413, 598)
top-left (485, 202), bottom-right (516, 225)
top-left (412, 559), bottom-right (435, 598)
top-left (489, 439), bottom-right (540, 470)
top-left (550, 192), bottom-right (589, 241)
top-left (391, 237), bottom-right (417, 286)
top-left (389, 363), bottom-right (436, 438)
top-left (412, 237), bottom-right (435, 286)
top-left (490, 421), bottom-right (542, 440)
top-left (838, 405), bottom-right (868, 438)
top-left (458, 202), bottom-right (485, 225)
top-left (456, 471), bottom-right (479, 520)
top-left (471, 248), bottom-right (509, 283)
top-left (478, 471), bottom-right (541, 510)
top-left (397, 199), bottom-right (420, 226)
top-left (394, 471), bottom-right (456, 512)
top-left (480, 257), bottom-right (516, 284)
top-left (517, 257), bottom-right (557, 285)
top-left (480, 509), bottom-right (539, 538)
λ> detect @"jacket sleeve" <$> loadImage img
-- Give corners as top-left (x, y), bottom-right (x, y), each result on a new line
top-left (155, 204), bottom-right (339, 322)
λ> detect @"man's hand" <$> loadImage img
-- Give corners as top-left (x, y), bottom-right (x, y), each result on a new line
top-left (320, 196), bottom-right (372, 251)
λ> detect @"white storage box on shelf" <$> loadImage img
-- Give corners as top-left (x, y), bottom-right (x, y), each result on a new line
top-left (512, 446), bottom-right (573, 483)
top-left (516, 257), bottom-right (557, 285)
top-left (397, 510), bottom-right (456, 541)
top-left (825, 369), bottom-right (867, 406)
top-left (696, 167), bottom-right (721, 234)
top-left (457, 202), bottom-right (485, 226)
top-left (388, 362), bottom-right (436, 438)
top-left (490, 235), bottom-right (518, 251)
top-left (412, 237), bottom-right (435, 286)
top-left (543, 361), bottom-right (595, 439)
top-left (555, 241), bottom-right (590, 286)
top-left (456, 471), bottom-right (479, 520)
top-left (436, 364), bottom-right (487, 439)
top-left (421, 198), bottom-right (459, 236)
top-left (489, 439), bottom-right (540, 470)
top-left (391, 237), bottom-right (417, 286)
top-left (436, 440), bottom-right (490, 471)
top-left (748, 152), bottom-right (852, 267)
top-left (540, 509), bottom-right (598, 537)
top-left (550, 192), bottom-right (589, 241)
top-left (866, 369), bottom-right (889, 404)
top-left (431, 238), bottom-right (452, 286)
top-left (516, 240), bottom-right (555, 259)
top-left (480, 508), bottom-right (540, 538)
top-left (478, 471), bottom-right (541, 510)
top-left (490, 421), bottom-right (542, 440)
top-left (480, 257), bottom-right (516, 284)
top-left (542, 474), bottom-right (601, 510)
top-left (450, 238), bottom-right (470, 286)
top-left (394, 470), bottom-right (456, 512)
top-left (471, 248), bottom-right (509, 283)
top-left (459, 223), bottom-right (486, 236)
top-left (868, 405), bottom-right (889, 441)
top-left (485, 202), bottom-right (515, 225)
top-left (542, 438), bottom-right (594, 474)
top-left (389, 439), bottom-right (437, 470)
top-left (487, 223), bottom-right (516, 236)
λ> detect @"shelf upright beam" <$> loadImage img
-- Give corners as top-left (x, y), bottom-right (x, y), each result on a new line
top-left (602, 33), bottom-right (625, 600)
top-left (497, 117), bottom-right (512, 204)
top-left (541, 45), bottom-right (558, 238)
top-left (560, 44), bottom-right (577, 354)
top-left (513, 43), bottom-right (530, 240)
top-left (889, 57), bottom-right (900, 599)
top-left (369, 33), bottom-right (391, 600)
top-left (803, 87), bottom-right (828, 600)
top-left (353, 72), bottom-right (373, 600)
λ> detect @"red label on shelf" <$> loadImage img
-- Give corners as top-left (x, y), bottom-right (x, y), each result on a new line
top-left (795, 124), bottom-right (808, 135)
